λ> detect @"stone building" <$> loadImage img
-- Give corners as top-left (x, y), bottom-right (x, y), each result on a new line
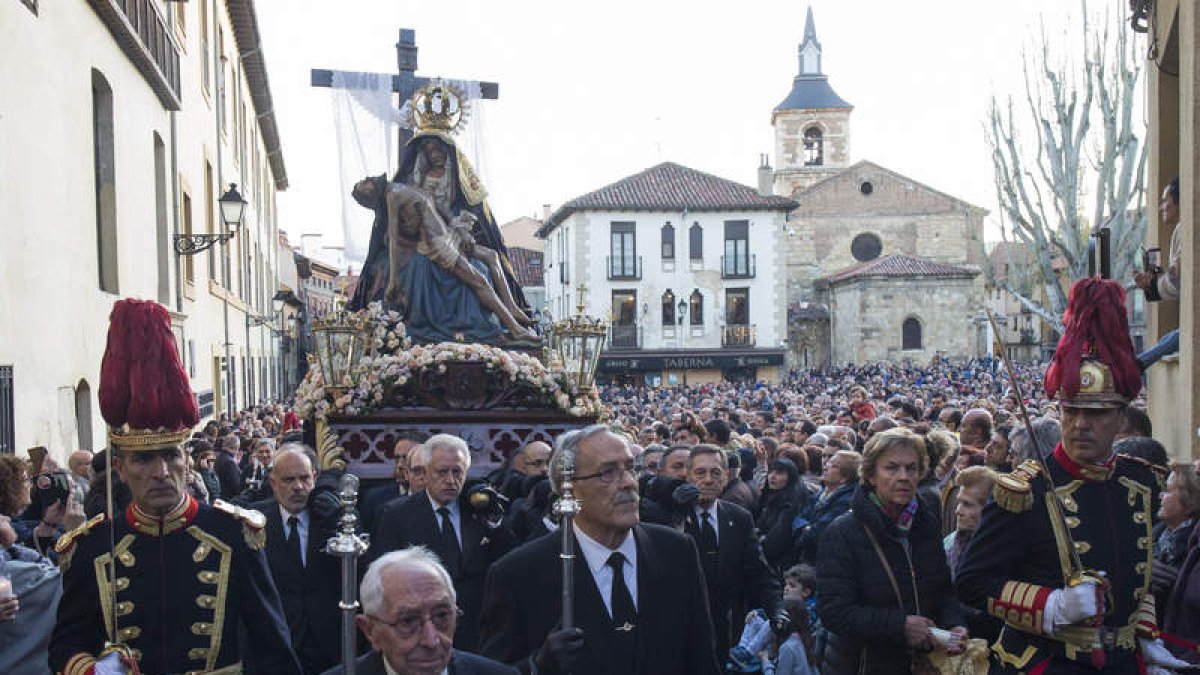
top-left (768, 8), bottom-right (987, 367)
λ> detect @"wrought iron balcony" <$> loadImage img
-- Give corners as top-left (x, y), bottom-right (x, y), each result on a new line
top-left (608, 325), bottom-right (642, 349)
top-left (607, 256), bottom-right (643, 281)
top-left (1019, 328), bottom-right (1037, 345)
top-left (722, 324), bottom-right (757, 347)
top-left (721, 254), bottom-right (756, 279)
top-left (90, 0), bottom-right (182, 110)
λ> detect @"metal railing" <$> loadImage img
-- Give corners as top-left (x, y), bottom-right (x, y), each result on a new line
top-left (721, 254), bottom-right (756, 279)
top-left (722, 324), bottom-right (757, 347)
top-left (609, 325), bottom-right (642, 349)
top-left (607, 255), bottom-right (642, 280)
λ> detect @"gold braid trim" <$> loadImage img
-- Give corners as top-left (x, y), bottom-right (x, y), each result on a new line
top-left (186, 526), bottom-right (233, 673)
top-left (61, 652), bottom-right (96, 675)
top-left (55, 513), bottom-right (108, 574)
top-left (211, 500), bottom-right (267, 551)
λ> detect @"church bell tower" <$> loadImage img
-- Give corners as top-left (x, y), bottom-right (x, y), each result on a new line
top-left (772, 6), bottom-right (853, 196)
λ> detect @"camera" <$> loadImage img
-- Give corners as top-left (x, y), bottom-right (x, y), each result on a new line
top-left (32, 472), bottom-right (72, 510)
top-left (1143, 247), bottom-right (1163, 302)
top-left (463, 480), bottom-right (508, 522)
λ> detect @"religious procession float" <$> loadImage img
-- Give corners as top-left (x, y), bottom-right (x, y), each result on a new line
top-left (292, 80), bottom-right (605, 479)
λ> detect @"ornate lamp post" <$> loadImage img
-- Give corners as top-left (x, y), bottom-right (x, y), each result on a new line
top-left (311, 304), bottom-right (370, 398)
top-left (548, 284), bottom-right (608, 394)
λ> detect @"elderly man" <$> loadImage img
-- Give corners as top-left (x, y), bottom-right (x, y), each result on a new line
top-left (254, 444), bottom-right (342, 674)
top-left (322, 547), bottom-right (516, 675)
top-left (360, 431), bottom-right (430, 533)
top-left (67, 451), bottom-right (92, 495)
top-left (479, 425), bottom-right (720, 675)
top-left (956, 279), bottom-right (1188, 674)
top-left (371, 434), bottom-right (504, 651)
top-left (494, 441), bottom-right (552, 501)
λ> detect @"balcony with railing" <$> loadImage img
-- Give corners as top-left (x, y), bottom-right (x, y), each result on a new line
top-left (722, 324), bottom-right (757, 347)
top-left (607, 255), bottom-right (643, 280)
top-left (90, 0), bottom-right (182, 109)
top-left (609, 325), bottom-right (642, 350)
top-left (721, 254), bottom-right (756, 279)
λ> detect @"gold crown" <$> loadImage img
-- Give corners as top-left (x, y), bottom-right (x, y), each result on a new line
top-left (411, 81), bottom-right (468, 135)
top-left (108, 424), bottom-right (193, 451)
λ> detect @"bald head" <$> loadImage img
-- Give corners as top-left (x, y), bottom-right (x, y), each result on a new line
top-left (514, 441), bottom-right (551, 477)
top-left (960, 409), bottom-right (994, 449)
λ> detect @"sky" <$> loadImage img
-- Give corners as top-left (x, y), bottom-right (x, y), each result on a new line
top-left (255, 0), bottom-right (1138, 266)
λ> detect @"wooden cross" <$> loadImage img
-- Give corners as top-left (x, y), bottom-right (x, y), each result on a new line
top-left (311, 29), bottom-right (499, 166)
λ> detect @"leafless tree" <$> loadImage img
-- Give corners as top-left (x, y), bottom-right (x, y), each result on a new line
top-left (986, 2), bottom-right (1146, 333)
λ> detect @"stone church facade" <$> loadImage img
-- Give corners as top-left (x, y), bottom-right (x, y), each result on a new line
top-left (768, 8), bottom-right (987, 368)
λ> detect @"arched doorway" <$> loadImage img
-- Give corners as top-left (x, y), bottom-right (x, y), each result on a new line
top-left (75, 379), bottom-right (93, 451)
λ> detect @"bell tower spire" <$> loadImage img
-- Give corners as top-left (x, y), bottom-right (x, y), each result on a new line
top-left (799, 5), bottom-right (822, 76)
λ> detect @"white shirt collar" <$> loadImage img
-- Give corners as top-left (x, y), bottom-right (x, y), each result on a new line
top-left (427, 493), bottom-right (459, 517)
top-left (574, 522), bottom-right (636, 576)
top-left (278, 505), bottom-right (309, 528)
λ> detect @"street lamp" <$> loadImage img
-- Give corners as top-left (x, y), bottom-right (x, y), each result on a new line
top-left (174, 183), bottom-right (246, 255)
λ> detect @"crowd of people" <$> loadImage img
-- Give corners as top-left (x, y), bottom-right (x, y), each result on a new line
top-left (5, 280), bottom-right (1200, 675)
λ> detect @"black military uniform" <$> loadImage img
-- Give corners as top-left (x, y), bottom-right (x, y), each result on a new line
top-left (51, 497), bottom-right (301, 675)
top-left (955, 278), bottom-right (1168, 674)
top-left (48, 298), bottom-right (302, 675)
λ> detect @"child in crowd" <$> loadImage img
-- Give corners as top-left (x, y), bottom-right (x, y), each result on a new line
top-left (784, 564), bottom-right (824, 667)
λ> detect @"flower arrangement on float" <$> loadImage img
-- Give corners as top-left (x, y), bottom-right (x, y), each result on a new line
top-left (294, 302), bottom-right (603, 420)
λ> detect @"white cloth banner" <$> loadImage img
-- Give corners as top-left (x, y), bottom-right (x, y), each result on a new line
top-left (331, 74), bottom-right (489, 266)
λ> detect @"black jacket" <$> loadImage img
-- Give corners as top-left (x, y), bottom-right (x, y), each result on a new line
top-left (370, 491), bottom-right (506, 651)
top-left (479, 524), bottom-right (721, 675)
top-left (683, 500), bottom-right (782, 659)
top-left (320, 648), bottom-right (518, 675)
top-left (252, 498), bottom-right (342, 675)
top-left (816, 486), bottom-right (962, 675)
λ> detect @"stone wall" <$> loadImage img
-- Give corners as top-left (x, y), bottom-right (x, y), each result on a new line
top-left (829, 276), bottom-right (980, 365)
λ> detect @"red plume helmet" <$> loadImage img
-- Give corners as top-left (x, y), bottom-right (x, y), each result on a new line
top-left (1043, 278), bottom-right (1141, 407)
top-left (99, 299), bottom-right (199, 450)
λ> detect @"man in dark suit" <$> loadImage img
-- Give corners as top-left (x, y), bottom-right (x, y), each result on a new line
top-left (321, 547), bottom-right (516, 675)
top-left (214, 433), bottom-right (243, 500)
top-left (253, 444), bottom-right (342, 674)
top-left (359, 431), bottom-right (429, 533)
top-left (479, 425), bottom-right (720, 675)
top-left (371, 434), bottom-right (503, 651)
top-left (683, 444), bottom-right (781, 662)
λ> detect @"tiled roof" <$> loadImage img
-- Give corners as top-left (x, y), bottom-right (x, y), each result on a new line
top-left (540, 162), bottom-right (797, 236)
top-left (507, 246), bottom-right (544, 288)
top-left (824, 254), bottom-right (979, 284)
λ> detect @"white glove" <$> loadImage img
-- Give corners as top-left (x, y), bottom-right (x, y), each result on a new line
top-left (92, 652), bottom-right (127, 675)
top-left (1141, 637), bottom-right (1192, 671)
top-left (1041, 582), bottom-right (1100, 635)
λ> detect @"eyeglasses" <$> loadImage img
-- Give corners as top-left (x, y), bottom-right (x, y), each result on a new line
top-left (369, 606), bottom-right (461, 640)
top-left (574, 463), bottom-right (637, 485)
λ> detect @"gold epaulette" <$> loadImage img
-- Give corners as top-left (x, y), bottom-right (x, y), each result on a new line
top-left (54, 512), bottom-right (107, 575)
top-left (212, 500), bottom-right (267, 551)
top-left (993, 460), bottom-right (1040, 513)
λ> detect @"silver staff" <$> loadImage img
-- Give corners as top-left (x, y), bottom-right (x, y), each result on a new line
top-left (553, 454), bottom-right (581, 629)
top-left (324, 473), bottom-right (369, 675)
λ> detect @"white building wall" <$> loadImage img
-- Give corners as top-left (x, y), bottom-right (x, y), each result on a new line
top-left (543, 208), bottom-right (787, 350)
top-left (0, 1), bottom-right (287, 461)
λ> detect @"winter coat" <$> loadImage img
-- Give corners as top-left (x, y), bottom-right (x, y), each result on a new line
top-left (816, 486), bottom-right (962, 675)
top-left (794, 482), bottom-right (855, 564)
top-left (756, 460), bottom-right (809, 572)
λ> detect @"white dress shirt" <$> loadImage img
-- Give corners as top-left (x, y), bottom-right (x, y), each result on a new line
top-left (694, 503), bottom-right (720, 547)
top-left (574, 523), bottom-right (638, 616)
top-left (427, 494), bottom-right (463, 548)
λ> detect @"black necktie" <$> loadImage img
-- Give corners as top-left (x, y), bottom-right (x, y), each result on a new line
top-left (698, 511), bottom-right (718, 554)
top-left (287, 515), bottom-right (302, 566)
top-left (437, 507), bottom-right (462, 574)
top-left (607, 552), bottom-right (637, 625)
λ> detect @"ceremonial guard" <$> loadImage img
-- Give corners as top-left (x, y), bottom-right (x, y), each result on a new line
top-left (50, 299), bottom-right (302, 675)
top-left (956, 279), bottom-right (1188, 674)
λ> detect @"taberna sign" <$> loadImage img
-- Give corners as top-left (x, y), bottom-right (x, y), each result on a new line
top-left (598, 351), bottom-right (785, 372)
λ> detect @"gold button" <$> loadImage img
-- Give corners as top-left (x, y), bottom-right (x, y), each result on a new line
top-left (188, 648), bottom-right (208, 661)
top-left (197, 571), bottom-right (218, 584)
top-left (196, 594), bottom-right (217, 610)
top-left (119, 626), bottom-right (142, 640)
top-left (115, 577), bottom-right (130, 591)
top-left (116, 601), bottom-right (134, 616)
top-left (191, 622), bottom-right (214, 636)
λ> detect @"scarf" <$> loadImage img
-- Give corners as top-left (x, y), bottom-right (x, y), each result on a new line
top-left (869, 491), bottom-right (920, 535)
